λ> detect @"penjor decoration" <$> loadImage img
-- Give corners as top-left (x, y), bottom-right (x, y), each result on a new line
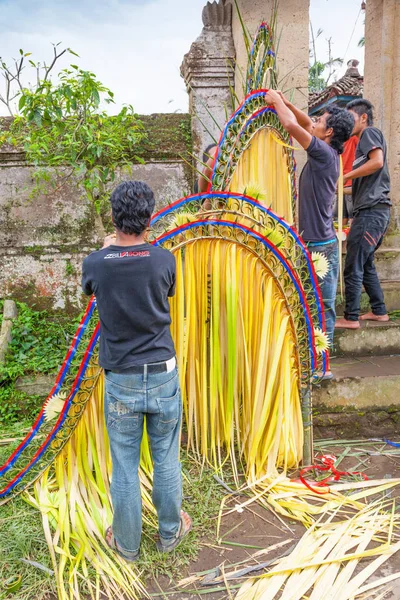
top-left (0, 21), bottom-right (356, 600)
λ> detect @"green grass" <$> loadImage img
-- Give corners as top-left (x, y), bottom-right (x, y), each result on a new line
top-left (0, 422), bottom-right (56, 600)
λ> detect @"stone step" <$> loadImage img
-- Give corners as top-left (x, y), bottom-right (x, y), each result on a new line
top-left (333, 318), bottom-right (400, 357)
top-left (335, 280), bottom-right (400, 314)
top-left (375, 247), bottom-right (400, 281)
top-left (313, 355), bottom-right (400, 439)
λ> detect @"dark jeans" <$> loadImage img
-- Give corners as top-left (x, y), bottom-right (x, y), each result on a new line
top-left (308, 239), bottom-right (339, 348)
top-left (344, 207), bottom-right (390, 321)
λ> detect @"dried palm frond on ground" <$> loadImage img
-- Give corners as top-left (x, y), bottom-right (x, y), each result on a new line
top-left (235, 500), bottom-right (400, 600)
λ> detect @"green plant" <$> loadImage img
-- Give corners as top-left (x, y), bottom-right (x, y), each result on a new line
top-left (0, 300), bottom-right (83, 423)
top-left (0, 387), bottom-right (42, 424)
top-left (65, 260), bottom-right (75, 277)
top-left (309, 25), bottom-right (343, 93)
top-left (0, 46), bottom-right (146, 223)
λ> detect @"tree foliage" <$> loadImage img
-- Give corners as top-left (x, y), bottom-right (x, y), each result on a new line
top-left (0, 46), bottom-right (145, 219)
top-left (309, 25), bottom-right (343, 93)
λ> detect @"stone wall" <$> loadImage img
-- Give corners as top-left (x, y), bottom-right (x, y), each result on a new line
top-left (232, 0), bottom-right (310, 177)
top-left (0, 114), bottom-right (192, 312)
top-left (364, 0), bottom-right (400, 235)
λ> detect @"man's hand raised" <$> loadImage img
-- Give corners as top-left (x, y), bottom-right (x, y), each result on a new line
top-left (264, 89), bottom-right (282, 106)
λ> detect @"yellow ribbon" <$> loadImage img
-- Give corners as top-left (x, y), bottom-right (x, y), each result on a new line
top-left (270, 132), bottom-right (301, 151)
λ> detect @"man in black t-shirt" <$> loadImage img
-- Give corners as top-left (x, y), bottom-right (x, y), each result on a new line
top-left (336, 99), bottom-right (391, 329)
top-left (82, 181), bottom-right (191, 561)
top-left (264, 90), bottom-right (354, 375)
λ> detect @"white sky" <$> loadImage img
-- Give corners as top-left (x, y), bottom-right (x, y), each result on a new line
top-left (0, 0), bottom-right (365, 116)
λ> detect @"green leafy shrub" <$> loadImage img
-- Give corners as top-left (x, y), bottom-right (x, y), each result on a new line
top-left (0, 301), bottom-right (83, 423)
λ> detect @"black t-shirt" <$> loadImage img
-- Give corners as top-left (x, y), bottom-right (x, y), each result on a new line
top-left (298, 137), bottom-right (339, 243)
top-left (82, 243), bottom-right (176, 370)
top-left (352, 127), bottom-right (391, 213)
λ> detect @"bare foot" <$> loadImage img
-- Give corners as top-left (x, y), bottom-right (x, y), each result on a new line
top-left (335, 318), bottom-right (360, 329)
top-left (359, 312), bottom-right (390, 322)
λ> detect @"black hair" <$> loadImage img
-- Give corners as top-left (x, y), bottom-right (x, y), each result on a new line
top-left (110, 180), bottom-right (155, 235)
top-left (324, 106), bottom-right (355, 154)
top-left (202, 143), bottom-right (217, 164)
top-left (346, 98), bottom-right (374, 126)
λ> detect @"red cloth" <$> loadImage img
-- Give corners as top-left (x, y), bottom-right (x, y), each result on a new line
top-left (342, 135), bottom-right (358, 186)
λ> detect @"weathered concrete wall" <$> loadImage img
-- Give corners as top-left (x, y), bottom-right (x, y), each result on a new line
top-left (364, 0), bottom-right (400, 233)
top-left (0, 114), bottom-right (192, 312)
top-left (232, 0), bottom-right (310, 177)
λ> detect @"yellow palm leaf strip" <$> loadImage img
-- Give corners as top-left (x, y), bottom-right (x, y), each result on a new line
top-left (321, 525), bottom-right (382, 599)
top-left (247, 277), bottom-right (274, 480)
top-left (180, 248), bottom-right (190, 423)
top-left (235, 254), bottom-right (250, 458)
top-left (209, 240), bottom-right (221, 467)
top-left (355, 572), bottom-right (400, 598)
top-left (236, 505), bottom-right (394, 600)
top-left (175, 247), bottom-right (185, 377)
top-left (278, 335), bottom-right (291, 473)
top-left (337, 539), bottom-right (400, 597)
top-left (223, 242), bottom-right (237, 454)
top-left (306, 509), bottom-right (382, 600)
top-left (252, 302), bottom-right (289, 475)
top-left (185, 242), bottom-right (197, 455)
top-left (200, 240), bottom-right (210, 461)
top-left (264, 305), bottom-right (291, 475)
top-left (190, 242), bottom-right (202, 459)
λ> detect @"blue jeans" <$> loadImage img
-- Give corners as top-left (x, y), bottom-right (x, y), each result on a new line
top-left (104, 365), bottom-right (182, 557)
top-left (308, 239), bottom-right (339, 349)
top-left (344, 207), bottom-right (390, 321)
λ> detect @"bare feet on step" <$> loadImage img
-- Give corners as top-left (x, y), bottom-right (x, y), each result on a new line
top-left (359, 312), bottom-right (390, 322)
top-left (335, 318), bottom-right (360, 329)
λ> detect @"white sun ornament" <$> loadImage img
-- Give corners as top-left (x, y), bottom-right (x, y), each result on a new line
top-left (44, 391), bottom-right (67, 422)
top-left (311, 251), bottom-right (330, 280)
top-left (314, 327), bottom-right (330, 354)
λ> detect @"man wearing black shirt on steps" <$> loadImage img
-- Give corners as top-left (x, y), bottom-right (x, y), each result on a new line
top-left (336, 99), bottom-right (391, 329)
top-left (264, 89), bottom-right (354, 379)
top-left (82, 181), bottom-right (192, 561)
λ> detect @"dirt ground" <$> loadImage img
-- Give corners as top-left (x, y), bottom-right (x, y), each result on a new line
top-left (146, 440), bottom-right (400, 599)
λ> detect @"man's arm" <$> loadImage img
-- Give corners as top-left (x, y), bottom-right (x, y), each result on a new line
top-left (198, 156), bottom-right (214, 193)
top-left (344, 148), bottom-right (384, 184)
top-left (81, 259), bottom-right (93, 296)
top-left (264, 90), bottom-right (312, 150)
top-left (279, 93), bottom-right (313, 133)
top-left (168, 256), bottom-right (176, 297)
top-left (198, 147), bottom-right (218, 194)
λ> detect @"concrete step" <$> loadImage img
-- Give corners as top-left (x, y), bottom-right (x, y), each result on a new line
top-left (333, 318), bottom-right (400, 357)
top-left (375, 247), bottom-right (400, 281)
top-left (335, 281), bottom-right (400, 314)
top-left (313, 355), bottom-right (400, 439)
